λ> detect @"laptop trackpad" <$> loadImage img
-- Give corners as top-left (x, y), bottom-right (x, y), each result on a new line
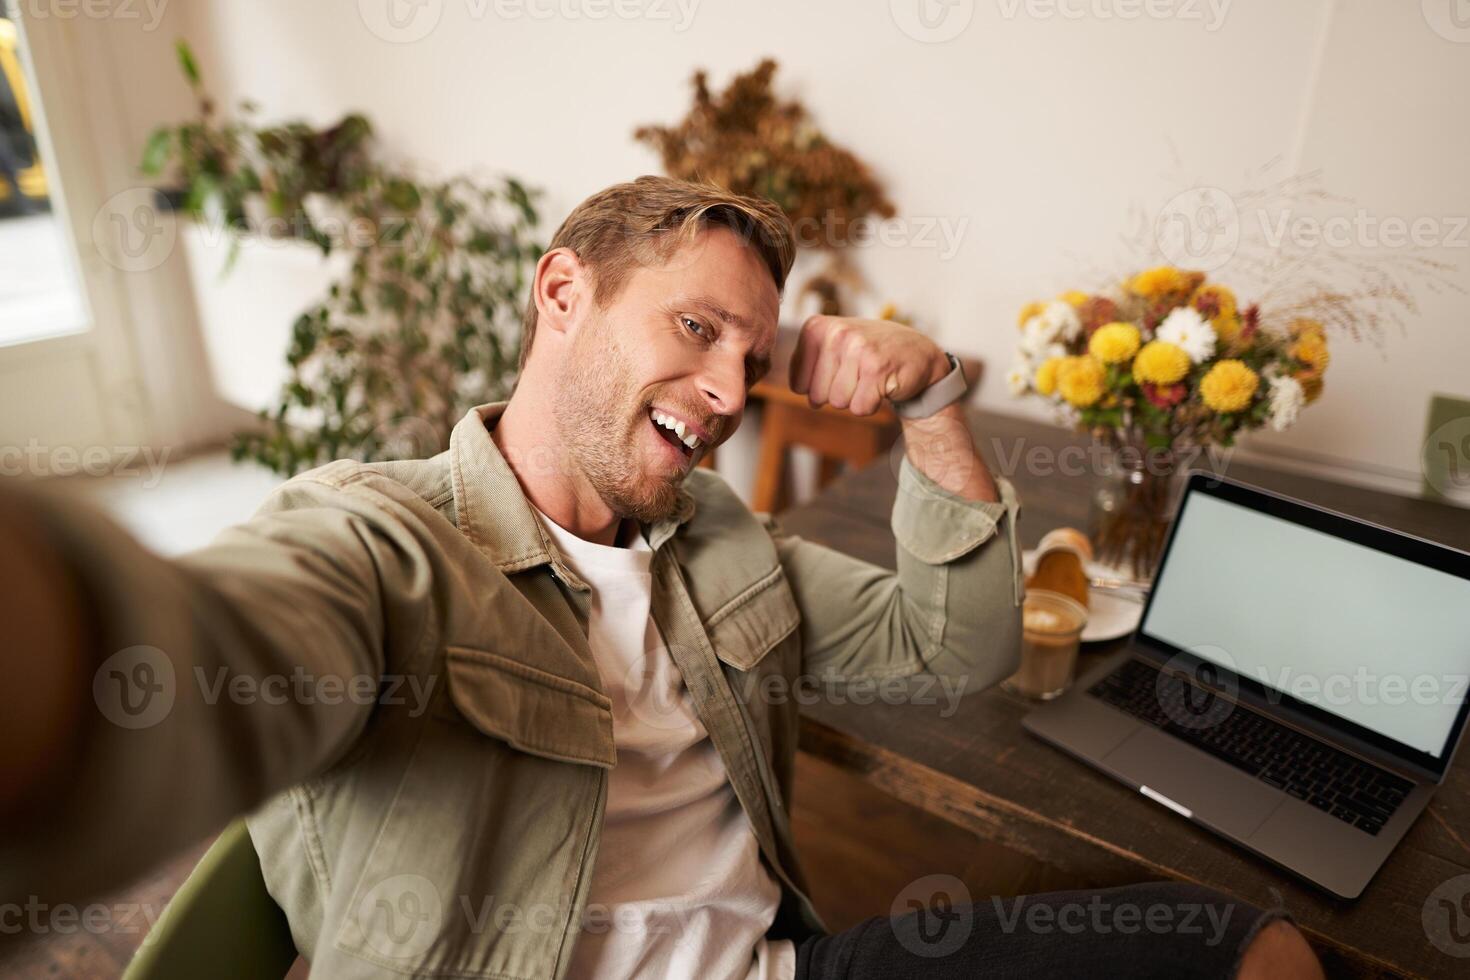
top-left (1102, 727), bottom-right (1283, 839)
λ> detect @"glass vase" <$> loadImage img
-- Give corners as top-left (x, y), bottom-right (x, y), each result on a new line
top-left (1088, 445), bottom-right (1189, 582)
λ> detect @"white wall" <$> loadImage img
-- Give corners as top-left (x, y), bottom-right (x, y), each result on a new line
top-left (94, 0), bottom-right (1467, 492)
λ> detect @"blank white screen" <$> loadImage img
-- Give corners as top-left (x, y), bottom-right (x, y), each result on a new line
top-left (1142, 492), bottom-right (1470, 758)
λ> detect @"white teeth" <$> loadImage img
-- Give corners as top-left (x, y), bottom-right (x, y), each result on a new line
top-left (650, 409), bottom-right (701, 450)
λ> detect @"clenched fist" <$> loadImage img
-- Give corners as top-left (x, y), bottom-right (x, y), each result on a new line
top-left (789, 315), bottom-right (951, 416)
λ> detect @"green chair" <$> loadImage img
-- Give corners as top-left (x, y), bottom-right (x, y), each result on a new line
top-left (123, 820), bottom-right (299, 980)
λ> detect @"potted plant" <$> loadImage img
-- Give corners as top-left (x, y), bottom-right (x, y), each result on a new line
top-left (142, 42), bottom-right (542, 475)
top-left (634, 58), bottom-right (895, 317)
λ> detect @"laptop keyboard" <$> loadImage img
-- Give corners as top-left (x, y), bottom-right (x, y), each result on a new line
top-left (1089, 658), bottom-right (1414, 836)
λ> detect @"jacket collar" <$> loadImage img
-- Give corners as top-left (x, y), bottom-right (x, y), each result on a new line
top-left (448, 403), bottom-right (696, 589)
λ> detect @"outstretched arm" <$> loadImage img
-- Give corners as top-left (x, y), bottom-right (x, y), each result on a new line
top-left (0, 466), bottom-right (436, 905)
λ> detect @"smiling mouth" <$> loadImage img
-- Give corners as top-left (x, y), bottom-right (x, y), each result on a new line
top-left (648, 408), bottom-right (703, 460)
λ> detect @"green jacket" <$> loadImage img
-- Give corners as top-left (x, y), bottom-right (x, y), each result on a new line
top-left (12, 403), bottom-right (1023, 979)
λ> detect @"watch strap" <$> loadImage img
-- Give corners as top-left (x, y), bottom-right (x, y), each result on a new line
top-left (893, 352), bottom-right (968, 419)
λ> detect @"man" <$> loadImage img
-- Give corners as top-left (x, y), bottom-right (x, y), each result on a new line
top-left (0, 176), bottom-right (1320, 978)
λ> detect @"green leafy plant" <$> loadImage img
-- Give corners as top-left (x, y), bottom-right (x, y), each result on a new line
top-left (142, 41), bottom-right (542, 475)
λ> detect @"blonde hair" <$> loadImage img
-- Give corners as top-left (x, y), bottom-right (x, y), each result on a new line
top-left (518, 175), bottom-right (796, 369)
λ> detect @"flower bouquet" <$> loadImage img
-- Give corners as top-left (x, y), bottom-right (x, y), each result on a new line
top-left (1009, 265), bottom-right (1330, 579)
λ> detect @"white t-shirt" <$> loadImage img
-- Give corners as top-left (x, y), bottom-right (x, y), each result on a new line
top-left (533, 509), bottom-right (795, 980)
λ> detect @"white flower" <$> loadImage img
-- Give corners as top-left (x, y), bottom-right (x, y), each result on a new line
top-left (1020, 301), bottom-right (1082, 356)
top-left (1039, 300), bottom-right (1082, 343)
top-left (1020, 317), bottom-right (1055, 357)
top-left (1267, 375), bottom-right (1305, 432)
top-left (1006, 357), bottom-right (1033, 397)
top-left (1156, 307), bottom-right (1217, 364)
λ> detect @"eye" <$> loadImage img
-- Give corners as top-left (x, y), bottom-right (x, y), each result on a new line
top-left (680, 315), bottom-right (709, 338)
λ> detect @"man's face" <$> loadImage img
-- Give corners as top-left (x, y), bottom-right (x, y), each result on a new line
top-left (552, 226), bottom-right (780, 523)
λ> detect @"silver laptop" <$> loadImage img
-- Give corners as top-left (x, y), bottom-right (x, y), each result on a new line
top-left (1024, 472), bottom-right (1470, 899)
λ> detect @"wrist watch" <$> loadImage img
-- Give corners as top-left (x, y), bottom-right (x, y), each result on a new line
top-left (893, 352), bottom-right (968, 419)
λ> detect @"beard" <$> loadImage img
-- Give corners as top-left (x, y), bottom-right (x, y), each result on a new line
top-left (552, 321), bottom-right (693, 525)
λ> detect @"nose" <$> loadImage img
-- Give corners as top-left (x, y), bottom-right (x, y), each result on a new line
top-left (695, 350), bottom-right (748, 422)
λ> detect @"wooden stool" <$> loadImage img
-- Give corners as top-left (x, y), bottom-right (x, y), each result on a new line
top-left (749, 382), bottom-right (899, 513)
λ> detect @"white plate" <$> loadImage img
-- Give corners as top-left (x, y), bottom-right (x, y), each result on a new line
top-left (1021, 550), bottom-right (1147, 643)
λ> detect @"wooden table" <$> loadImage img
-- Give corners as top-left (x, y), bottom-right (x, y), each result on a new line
top-left (781, 407), bottom-right (1470, 979)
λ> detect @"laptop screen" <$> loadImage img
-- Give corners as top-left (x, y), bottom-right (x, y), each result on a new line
top-left (1141, 490), bottom-right (1470, 760)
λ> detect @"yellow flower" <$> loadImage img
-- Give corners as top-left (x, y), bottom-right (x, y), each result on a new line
top-left (1132, 340), bottom-right (1191, 385)
top-left (1128, 266), bottom-right (1190, 298)
top-left (1289, 317), bottom-right (1326, 340)
top-left (1017, 300), bottom-right (1047, 328)
top-left (1088, 322), bottom-right (1141, 364)
top-left (1290, 331), bottom-right (1330, 379)
top-left (1034, 356), bottom-right (1064, 397)
top-left (1058, 290), bottom-right (1089, 308)
top-left (1301, 377), bottom-right (1325, 404)
top-left (1057, 356), bottom-right (1107, 407)
top-left (1200, 359), bottom-right (1260, 413)
top-left (1213, 312), bottom-right (1243, 346)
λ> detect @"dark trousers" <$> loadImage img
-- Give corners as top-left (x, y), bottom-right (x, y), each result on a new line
top-left (795, 881), bottom-right (1288, 980)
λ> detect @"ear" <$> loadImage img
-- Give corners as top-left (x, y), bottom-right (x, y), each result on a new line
top-left (532, 247), bottom-right (588, 340)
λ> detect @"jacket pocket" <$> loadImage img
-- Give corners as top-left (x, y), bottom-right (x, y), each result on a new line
top-left (439, 644), bottom-right (616, 769)
top-left (703, 566), bottom-right (800, 672)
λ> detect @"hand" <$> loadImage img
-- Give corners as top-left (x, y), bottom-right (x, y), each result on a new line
top-left (789, 315), bottom-right (951, 416)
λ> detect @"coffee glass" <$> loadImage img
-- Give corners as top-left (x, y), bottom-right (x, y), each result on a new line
top-left (1001, 589), bottom-right (1088, 700)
